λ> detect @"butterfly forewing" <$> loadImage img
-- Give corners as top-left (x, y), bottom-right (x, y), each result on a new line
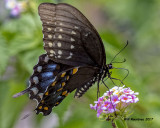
top-left (38, 3), bottom-right (106, 67)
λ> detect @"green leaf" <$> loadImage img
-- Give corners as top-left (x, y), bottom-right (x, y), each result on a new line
top-left (0, 81), bottom-right (26, 128)
top-left (0, 33), bottom-right (10, 75)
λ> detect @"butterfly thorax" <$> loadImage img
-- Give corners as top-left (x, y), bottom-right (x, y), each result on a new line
top-left (96, 64), bottom-right (113, 81)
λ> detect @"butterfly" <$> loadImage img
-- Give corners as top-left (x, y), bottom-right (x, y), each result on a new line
top-left (13, 3), bottom-right (126, 116)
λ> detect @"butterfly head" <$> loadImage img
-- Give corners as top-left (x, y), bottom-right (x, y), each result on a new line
top-left (103, 64), bottom-right (113, 72)
top-left (106, 63), bottom-right (113, 77)
top-left (107, 64), bottom-right (113, 69)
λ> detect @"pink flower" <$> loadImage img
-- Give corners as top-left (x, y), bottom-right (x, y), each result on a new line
top-left (90, 104), bottom-right (97, 110)
top-left (97, 108), bottom-right (103, 117)
top-left (103, 91), bottom-right (113, 97)
top-left (111, 95), bottom-right (120, 104)
top-left (90, 85), bottom-right (139, 119)
top-left (123, 88), bottom-right (134, 95)
top-left (102, 101), bottom-right (111, 110)
top-left (5, 0), bottom-right (26, 17)
top-left (120, 95), bottom-right (132, 103)
top-left (10, 5), bottom-right (20, 16)
top-left (130, 95), bottom-right (139, 103)
top-left (107, 104), bottom-right (116, 113)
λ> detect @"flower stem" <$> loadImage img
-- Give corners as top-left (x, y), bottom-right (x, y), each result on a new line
top-left (114, 117), bottom-right (128, 128)
top-left (112, 120), bottom-right (116, 128)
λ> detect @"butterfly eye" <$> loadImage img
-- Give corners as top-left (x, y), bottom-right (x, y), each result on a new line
top-left (108, 64), bottom-right (113, 69)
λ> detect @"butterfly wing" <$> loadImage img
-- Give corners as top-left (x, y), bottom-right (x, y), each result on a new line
top-left (38, 3), bottom-right (106, 67)
top-left (35, 66), bottom-right (99, 116)
top-left (13, 54), bottom-right (72, 101)
top-left (13, 54), bottom-right (99, 116)
top-left (13, 3), bottom-right (106, 116)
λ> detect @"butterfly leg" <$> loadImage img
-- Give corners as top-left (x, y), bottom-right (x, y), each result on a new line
top-left (102, 80), bottom-right (117, 117)
top-left (110, 77), bottom-right (124, 86)
top-left (112, 67), bottom-right (129, 84)
top-left (97, 81), bottom-right (100, 100)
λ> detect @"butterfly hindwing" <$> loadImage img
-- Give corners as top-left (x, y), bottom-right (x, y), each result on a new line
top-left (13, 53), bottom-right (99, 116)
top-left (13, 54), bottom-right (72, 101)
top-left (28, 54), bottom-right (58, 101)
top-left (35, 66), bottom-right (99, 116)
top-left (35, 69), bottom-right (72, 115)
top-left (38, 3), bottom-right (106, 67)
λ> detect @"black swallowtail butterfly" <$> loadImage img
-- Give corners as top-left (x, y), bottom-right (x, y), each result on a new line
top-left (13, 3), bottom-right (124, 116)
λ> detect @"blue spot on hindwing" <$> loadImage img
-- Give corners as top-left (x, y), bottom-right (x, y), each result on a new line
top-left (46, 64), bottom-right (57, 71)
top-left (41, 72), bottom-right (54, 80)
top-left (37, 63), bottom-right (58, 92)
top-left (40, 77), bottom-right (56, 90)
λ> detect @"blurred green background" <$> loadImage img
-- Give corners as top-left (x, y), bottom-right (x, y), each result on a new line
top-left (0, 0), bottom-right (160, 128)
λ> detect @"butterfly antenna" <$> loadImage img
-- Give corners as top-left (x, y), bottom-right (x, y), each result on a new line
top-left (110, 40), bottom-right (128, 64)
top-left (111, 58), bottom-right (126, 64)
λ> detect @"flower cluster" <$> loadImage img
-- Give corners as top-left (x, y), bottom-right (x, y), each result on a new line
top-left (5, 0), bottom-right (26, 17)
top-left (90, 85), bottom-right (139, 119)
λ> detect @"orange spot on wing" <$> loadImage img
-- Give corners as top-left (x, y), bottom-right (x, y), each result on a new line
top-left (52, 81), bottom-right (56, 86)
top-left (72, 68), bottom-right (78, 75)
top-left (62, 91), bottom-right (67, 95)
top-left (61, 82), bottom-right (66, 87)
top-left (65, 92), bottom-right (70, 96)
top-left (56, 102), bottom-right (59, 105)
top-left (61, 72), bottom-right (66, 77)
top-left (44, 107), bottom-right (48, 110)
top-left (45, 92), bottom-right (49, 95)
top-left (39, 106), bottom-right (42, 109)
top-left (66, 76), bottom-right (69, 80)
top-left (57, 88), bottom-right (62, 91)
